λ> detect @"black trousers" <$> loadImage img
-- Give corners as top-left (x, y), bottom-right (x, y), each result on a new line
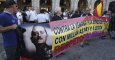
top-left (4, 45), bottom-right (20, 60)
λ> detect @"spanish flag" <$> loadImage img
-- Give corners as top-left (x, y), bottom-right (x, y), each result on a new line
top-left (94, 0), bottom-right (104, 17)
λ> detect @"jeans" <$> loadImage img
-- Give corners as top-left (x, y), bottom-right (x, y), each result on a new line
top-left (4, 45), bottom-right (20, 60)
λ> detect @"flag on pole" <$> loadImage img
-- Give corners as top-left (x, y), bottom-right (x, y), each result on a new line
top-left (94, 0), bottom-right (104, 17)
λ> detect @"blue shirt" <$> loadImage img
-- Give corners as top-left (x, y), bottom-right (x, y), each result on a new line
top-left (0, 12), bottom-right (18, 47)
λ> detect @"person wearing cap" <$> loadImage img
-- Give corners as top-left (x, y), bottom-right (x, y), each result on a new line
top-left (0, 0), bottom-right (19, 60)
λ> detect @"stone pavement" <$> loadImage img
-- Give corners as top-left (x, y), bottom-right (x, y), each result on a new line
top-left (0, 33), bottom-right (115, 60)
top-left (55, 37), bottom-right (115, 60)
top-left (0, 34), bottom-right (6, 60)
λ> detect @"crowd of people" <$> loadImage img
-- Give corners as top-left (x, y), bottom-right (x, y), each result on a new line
top-left (15, 6), bottom-right (111, 25)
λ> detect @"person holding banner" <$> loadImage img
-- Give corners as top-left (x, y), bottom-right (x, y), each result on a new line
top-left (28, 7), bottom-right (37, 23)
top-left (81, 7), bottom-right (93, 17)
top-left (80, 7), bottom-right (93, 47)
top-left (71, 10), bottom-right (81, 18)
top-left (36, 9), bottom-right (49, 23)
top-left (0, 0), bottom-right (20, 60)
top-left (51, 7), bottom-right (63, 21)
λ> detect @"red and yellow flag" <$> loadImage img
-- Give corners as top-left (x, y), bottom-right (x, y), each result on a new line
top-left (94, 0), bottom-right (104, 17)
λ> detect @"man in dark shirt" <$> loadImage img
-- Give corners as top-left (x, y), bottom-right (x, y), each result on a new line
top-left (51, 7), bottom-right (62, 21)
top-left (71, 10), bottom-right (81, 18)
top-left (51, 14), bottom-right (62, 21)
top-left (0, 0), bottom-right (19, 60)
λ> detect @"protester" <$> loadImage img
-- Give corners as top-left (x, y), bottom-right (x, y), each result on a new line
top-left (0, 0), bottom-right (20, 60)
top-left (108, 11), bottom-right (115, 36)
top-left (36, 9), bottom-right (49, 23)
top-left (22, 6), bottom-right (28, 23)
top-left (71, 10), bottom-right (81, 18)
top-left (25, 6), bottom-right (30, 22)
top-left (62, 9), bottom-right (69, 19)
top-left (51, 7), bottom-right (63, 21)
top-left (68, 10), bottom-right (74, 18)
top-left (102, 11), bottom-right (111, 18)
top-left (44, 9), bottom-right (50, 22)
top-left (28, 7), bottom-right (37, 23)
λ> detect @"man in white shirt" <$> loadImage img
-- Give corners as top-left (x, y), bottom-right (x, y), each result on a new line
top-left (25, 7), bottom-right (30, 21)
top-left (81, 8), bottom-right (93, 17)
top-left (36, 9), bottom-right (49, 23)
top-left (16, 9), bottom-right (23, 25)
top-left (28, 7), bottom-right (37, 23)
top-left (44, 11), bottom-right (50, 22)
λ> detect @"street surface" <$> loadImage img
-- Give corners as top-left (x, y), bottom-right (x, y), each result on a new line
top-left (0, 34), bottom-right (115, 60)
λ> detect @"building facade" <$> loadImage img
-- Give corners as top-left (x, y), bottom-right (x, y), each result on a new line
top-left (31, 0), bottom-right (115, 13)
top-left (0, 0), bottom-right (115, 13)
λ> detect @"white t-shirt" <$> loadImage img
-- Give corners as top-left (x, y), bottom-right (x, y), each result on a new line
top-left (16, 11), bottom-right (23, 25)
top-left (29, 10), bottom-right (37, 21)
top-left (44, 12), bottom-right (50, 21)
top-left (25, 10), bottom-right (30, 20)
top-left (36, 13), bottom-right (49, 23)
